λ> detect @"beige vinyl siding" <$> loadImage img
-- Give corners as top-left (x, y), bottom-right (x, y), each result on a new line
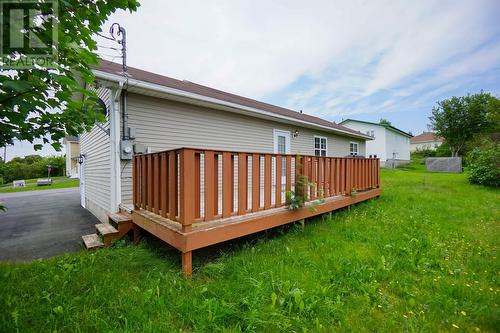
top-left (79, 86), bottom-right (112, 221)
top-left (120, 93), bottom-right (365, 204)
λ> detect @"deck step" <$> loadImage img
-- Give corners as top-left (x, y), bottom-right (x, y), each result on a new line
top-left (108, 212), bottom-right (132, 224)
top-left (82, 234), bottom-right (104, 249)
top-left (108, 212), bottom-right (134, 238)
top-left (95, 223), bottom-right (118, 236)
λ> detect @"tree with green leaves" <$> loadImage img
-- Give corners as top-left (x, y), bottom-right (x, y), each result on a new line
top-left (429, 92), bottom-right (499, 157)
top-left (0, 0), bottom-right (140, 151)
top-left (379, 118), bottom-right (392, 126)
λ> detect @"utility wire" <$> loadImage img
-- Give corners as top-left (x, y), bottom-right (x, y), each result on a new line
top-left (97, 45), bottom-right (120, 51)
top-left (96, 32), bottom-right (115, 41)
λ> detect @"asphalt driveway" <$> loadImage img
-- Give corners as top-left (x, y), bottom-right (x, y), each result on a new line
top-left (0, 187), bottom-right (99, 261)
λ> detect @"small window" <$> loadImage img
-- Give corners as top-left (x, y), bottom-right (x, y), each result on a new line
top-left (277, 135), bottom-right (286, 154)
top-left (349, 142), bottom-right (359, 156)
top-left (314, 136), bottom-right (327, 156)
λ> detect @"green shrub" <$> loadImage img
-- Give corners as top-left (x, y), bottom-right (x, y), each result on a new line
top-left (467, 142), bottom-right (500, 187)
top-left (0, 155), bottom-right (65, 183)
top-left (412, 149), bottom-right (436, 159)
top-left (434, 141), bottom-right (451, 157)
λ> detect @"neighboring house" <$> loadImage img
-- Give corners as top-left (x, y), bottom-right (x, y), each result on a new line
top-left (339, 119), bottom-right (412, 167)
top-left (79, 60), bottom-right (372, 222)
top-left (410, 132), bottom-right (444, 152)
top-left (63, 136), bottom-right (79, 178)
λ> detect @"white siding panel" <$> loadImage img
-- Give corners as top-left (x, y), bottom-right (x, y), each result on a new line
top-left (79, 87), bottom-right (112, 220)
top-left (385, 129), bottom-right (410, 161)
top-left (120, 94), bottom-right (366, 204)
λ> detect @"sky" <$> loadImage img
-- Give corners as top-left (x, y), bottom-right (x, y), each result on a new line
top-left (6, 0), bottom-right (500, 160)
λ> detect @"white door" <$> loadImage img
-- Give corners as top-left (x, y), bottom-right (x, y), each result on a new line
top-left (273, 130), bottom-right (291, 201)
top-left (273, 129), bottom-right (291, 154)
top-left (79, 158), bottom-right (85, 208)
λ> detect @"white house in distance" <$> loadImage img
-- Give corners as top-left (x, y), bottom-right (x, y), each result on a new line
top-left (339, 119), bottom-right (412, 167)
top-left (63, 136), bottom-right (79, 178)
top-left (410, 132), bottom-right (444, 152)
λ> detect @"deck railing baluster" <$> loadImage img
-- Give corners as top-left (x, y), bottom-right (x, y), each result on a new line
top-left (179, 149), bottom-right (195, 232)
top-left (160, 153), bottom-right (167, 217)
top-left (238, 153), bottom-right (248, 214)
top-left (275, 155), bottom-right (282, 207)
top-left (252, 154), bottom-right (260, 212)
top-left (222, 152), bottom-right (233, 218)
top-left (264, 154), bottom-right (272, 209)
top-left (168, 151), bottom-right (177, 220)
top-left (204, 151), bottom-right (215, 221)
top-left (194, 152), bottom-right (201, 219)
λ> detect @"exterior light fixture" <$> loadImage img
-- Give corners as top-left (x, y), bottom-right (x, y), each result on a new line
top-left (78, 154), bottom-right (86, 164)
top-left (293, 129), bottom-right (299, 138)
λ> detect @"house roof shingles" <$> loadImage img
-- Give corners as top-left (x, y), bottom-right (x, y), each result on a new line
top-left (410, 132), bottom-right (443, 143)
top-left (95, 60), bottom-right (368, 139)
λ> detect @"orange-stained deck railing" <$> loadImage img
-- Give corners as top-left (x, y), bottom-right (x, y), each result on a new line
top-left (132, 148), bottom-right (380, 233)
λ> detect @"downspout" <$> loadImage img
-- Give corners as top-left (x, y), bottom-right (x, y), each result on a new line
top-left (110, 82), bottom-right (123, 213)
top-left (122, 89), bottom-right (128, 140)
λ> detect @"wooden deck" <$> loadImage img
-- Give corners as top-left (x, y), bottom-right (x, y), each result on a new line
top-left (132, 148), bottom-right (381, 276)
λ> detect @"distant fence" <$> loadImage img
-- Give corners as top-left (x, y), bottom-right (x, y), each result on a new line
top-left (426, 157), bottom-right (462, 173)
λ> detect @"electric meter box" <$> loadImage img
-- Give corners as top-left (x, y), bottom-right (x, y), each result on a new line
top-left (120, 140), bottom-right (134, 160)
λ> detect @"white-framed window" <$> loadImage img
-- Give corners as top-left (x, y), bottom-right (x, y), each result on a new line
top-left (314, 136), bottom-right (327, 156)
top-left (349, 142), bottom-right (359, 156)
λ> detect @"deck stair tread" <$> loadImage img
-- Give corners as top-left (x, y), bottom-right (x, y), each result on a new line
top-left (82, 234), bottom-right (104, 249)
top-left (109, 212), bottom-right (132, 223)
top-left (96, 223), bottom-right (118, 236)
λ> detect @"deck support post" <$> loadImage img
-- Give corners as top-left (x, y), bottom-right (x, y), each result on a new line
top-left (299, 218), bottom-right (305, 230)
top-left (133, 225), bottom-right (141, 244)
top-left (182, 251), bottom-right (192, 277)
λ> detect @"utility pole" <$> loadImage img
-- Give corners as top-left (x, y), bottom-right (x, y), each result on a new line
top-left (109, 23), bottom-right (129, 140)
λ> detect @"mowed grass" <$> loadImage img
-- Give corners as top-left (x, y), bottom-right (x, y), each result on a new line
top-left (0, 178), bottom-right (79, 193)
top-left (0, 168), bottom-right (499, 332)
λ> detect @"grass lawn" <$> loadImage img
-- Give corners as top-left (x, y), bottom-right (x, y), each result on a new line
top-left (0, 178), bottom-right (79, 193)
top-left (0, 168), bottom-right (498, 332)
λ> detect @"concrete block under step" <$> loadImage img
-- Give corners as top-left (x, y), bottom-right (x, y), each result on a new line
top-left (82, 234), bottom-right (104, 249)
top-left (95, 223), bottom-right (118, 236)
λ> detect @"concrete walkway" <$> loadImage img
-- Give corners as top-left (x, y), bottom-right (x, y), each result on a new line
top-left (0, 187), bottom-right (99, 261)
